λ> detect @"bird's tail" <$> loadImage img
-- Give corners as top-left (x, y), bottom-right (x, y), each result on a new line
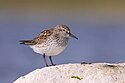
top-left (19, 40), bottom-right (34, 45)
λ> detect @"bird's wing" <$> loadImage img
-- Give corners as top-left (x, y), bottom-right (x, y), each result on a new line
top-left (33, 29), bottom-right (53, 44)
top-left (19, 29), bottom-right (53, 45)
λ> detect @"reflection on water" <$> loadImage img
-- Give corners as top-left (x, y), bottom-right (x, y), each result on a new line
top-left (0, 0), bottom-right (125, 83)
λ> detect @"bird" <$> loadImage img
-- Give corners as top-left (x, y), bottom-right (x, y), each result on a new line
top-left (19, 24), bottom-right (78, 66)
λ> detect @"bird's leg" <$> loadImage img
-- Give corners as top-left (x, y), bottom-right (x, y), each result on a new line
top-left (49, 56), bottom-right (55, 66)
top-left (43, 53), bottom-right (48, 67)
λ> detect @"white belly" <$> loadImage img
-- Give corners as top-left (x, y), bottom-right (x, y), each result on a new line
top-left (30, 42), bottom-right (67, 56)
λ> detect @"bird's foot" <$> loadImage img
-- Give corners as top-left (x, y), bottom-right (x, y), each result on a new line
top-left (45, 64), bottom-right (56, 67)
top-left (52, 64), bottom-right (56, 66)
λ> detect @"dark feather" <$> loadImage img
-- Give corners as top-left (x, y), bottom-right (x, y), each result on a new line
top-left (19, 40), bottom-right (36, 45)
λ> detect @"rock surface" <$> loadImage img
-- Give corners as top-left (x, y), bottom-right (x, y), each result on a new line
top-left (14, 63), bottom-right (125, 83)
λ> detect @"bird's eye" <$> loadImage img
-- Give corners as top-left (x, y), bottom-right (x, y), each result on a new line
top-left (63, 29), bottom-right (66, 31)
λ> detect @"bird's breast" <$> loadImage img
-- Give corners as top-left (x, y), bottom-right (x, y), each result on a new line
top-left (30, 37), bottom-right (69, 56)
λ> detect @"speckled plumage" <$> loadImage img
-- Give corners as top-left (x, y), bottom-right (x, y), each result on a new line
top-left (20, 24), bottom-right (78, 66)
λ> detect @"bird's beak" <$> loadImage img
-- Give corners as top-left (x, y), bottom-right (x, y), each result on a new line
top-left (69, 32), bottom-right (78, 39)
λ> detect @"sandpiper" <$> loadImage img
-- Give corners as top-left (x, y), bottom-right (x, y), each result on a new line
top-left (19, 24), bottom-right (78, 66)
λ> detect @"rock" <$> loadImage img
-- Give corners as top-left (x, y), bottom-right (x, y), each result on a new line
top-left (13, 63), bottom-right (125, 83)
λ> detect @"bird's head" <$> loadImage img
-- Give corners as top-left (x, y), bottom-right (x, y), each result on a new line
top-left (55, 24), bottom-right (78, 39)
